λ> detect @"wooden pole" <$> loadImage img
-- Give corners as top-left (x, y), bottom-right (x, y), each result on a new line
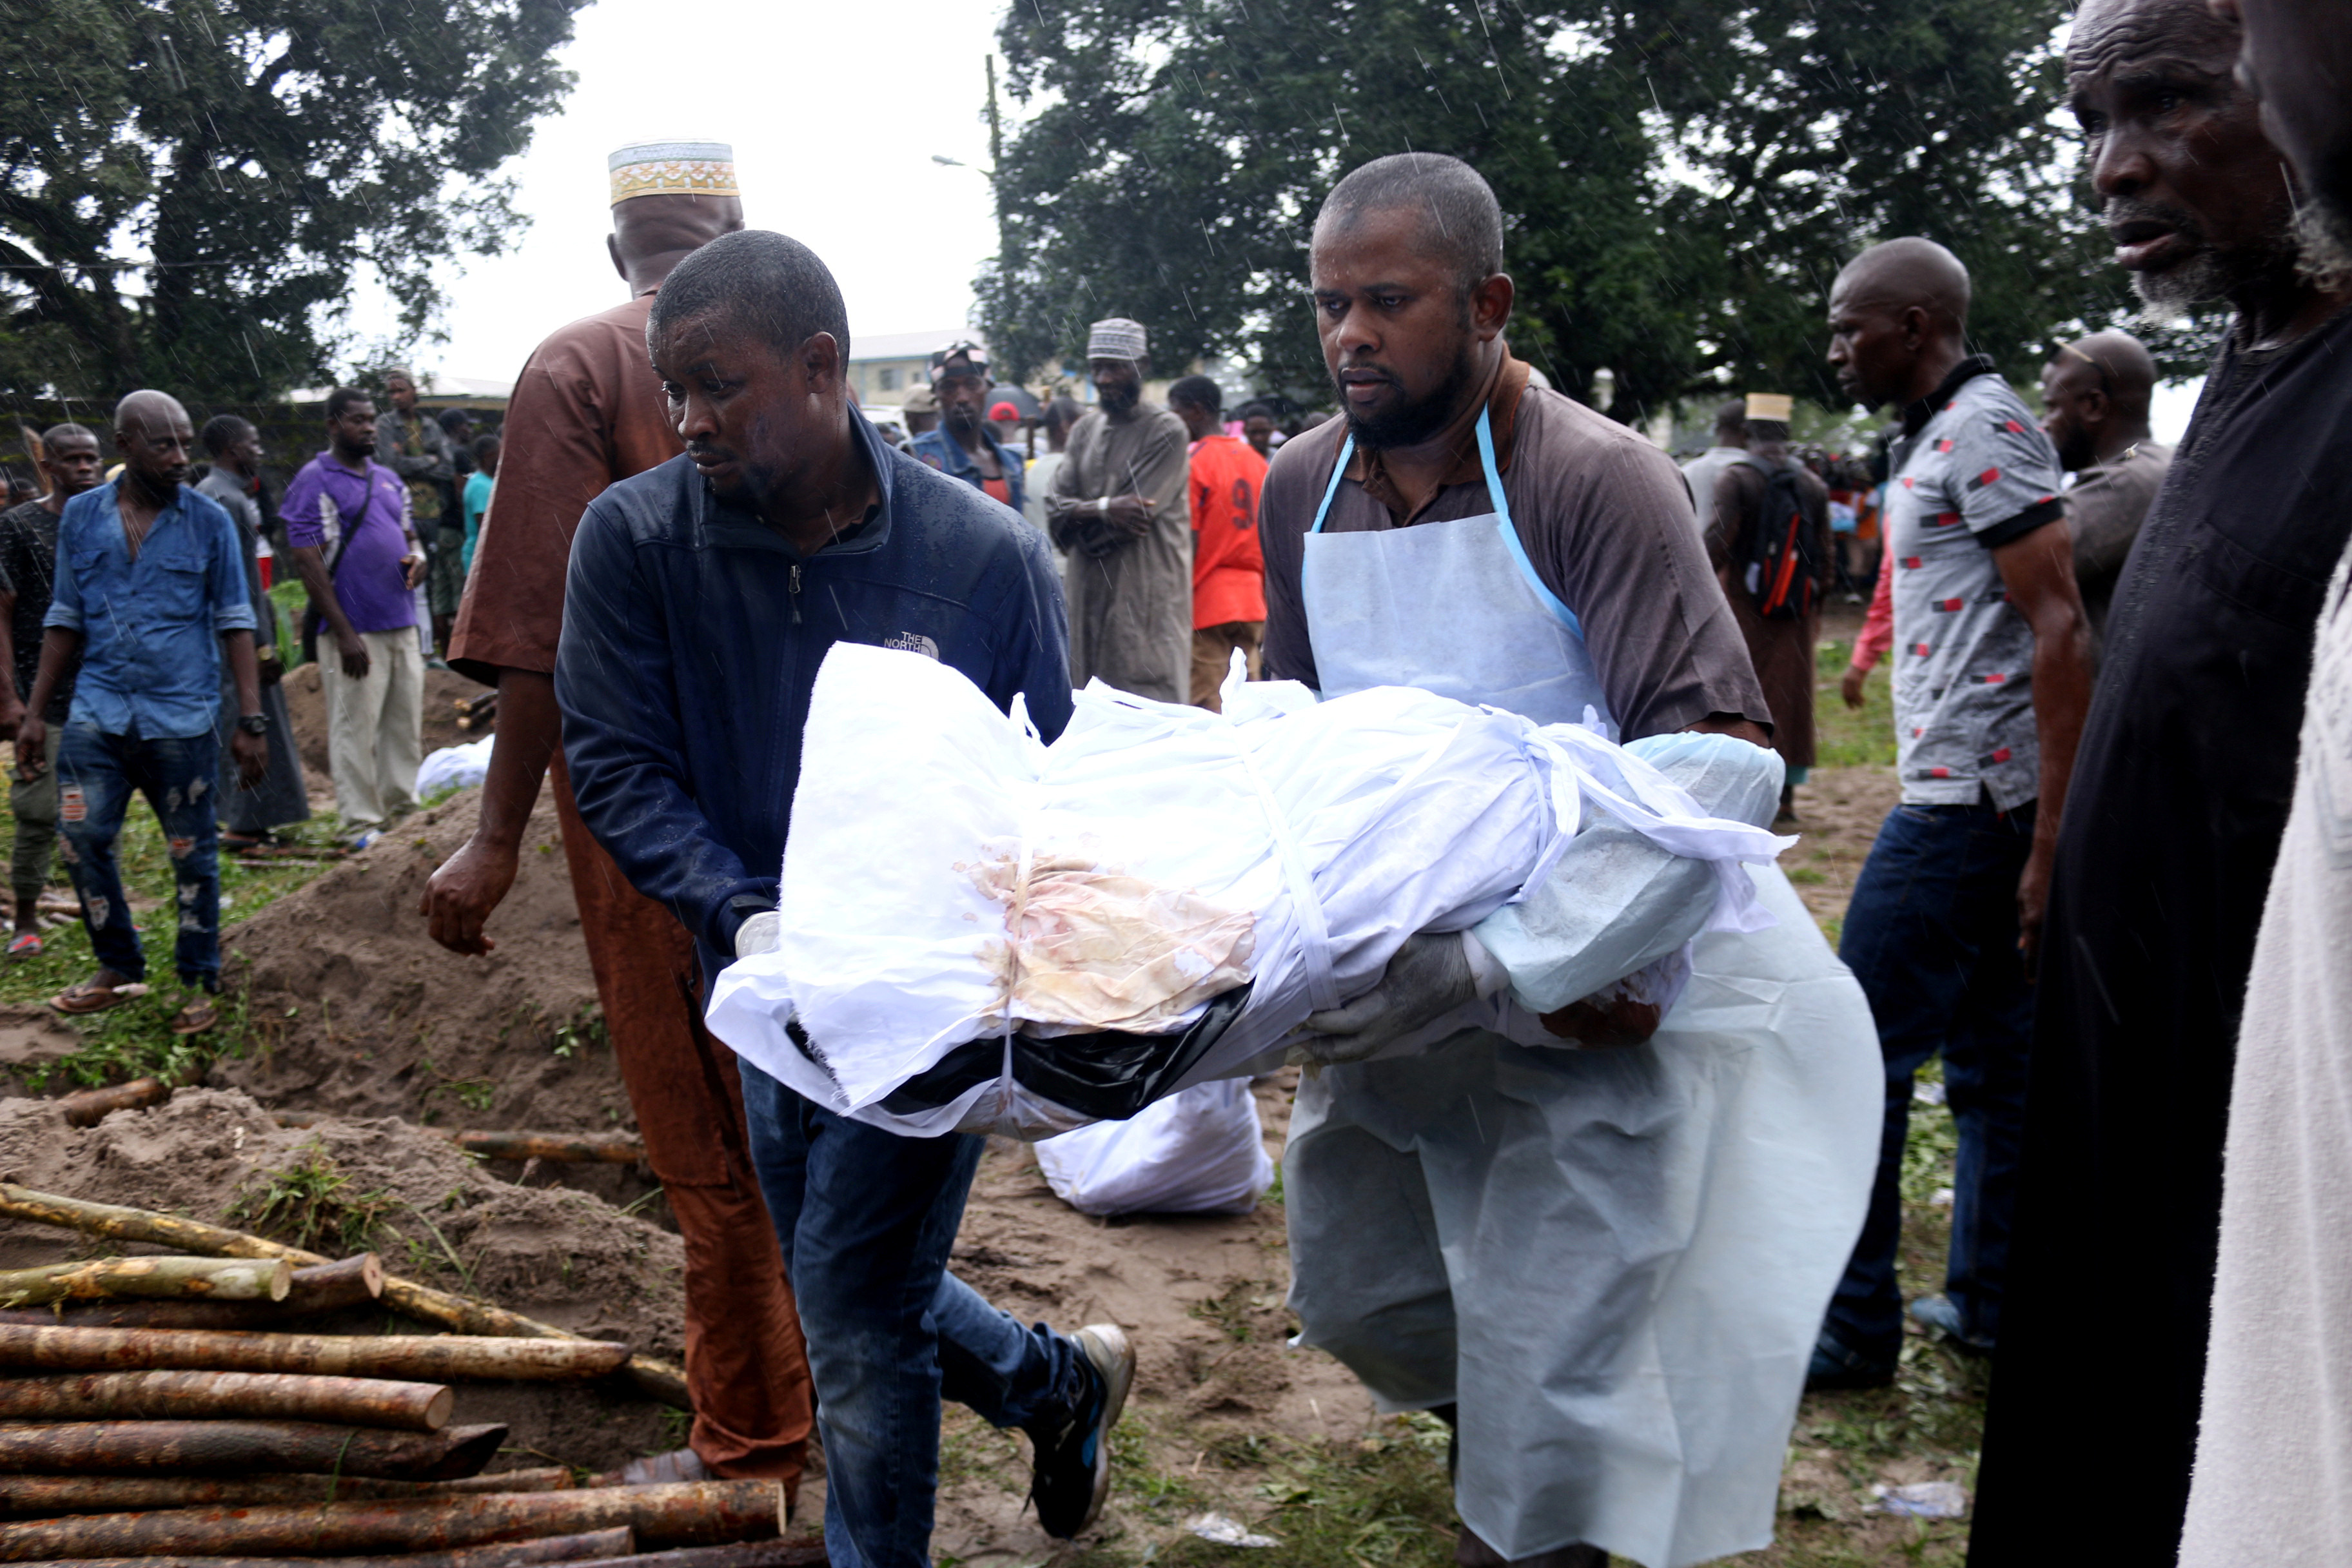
top-left (447, 1132), bottom-right (645, 1165)
top-left (55, 1078), bottom-right (171, 1128)
top-left (0, 1467), bottom-right (575, 1516)
top-left (0, 1255), bottom-right (387, 1331)
top-left (0, 1369), bottom-right (452, 1431)
top-left (0, 1480), bottom-right (785, 1560)
top-left (0, 1418), bottom-right (507, 1480)
top-left (37, 1527), bottom-right (638, 1567)
top-left (0, 1257), bottom-right (293, 1309)
top-left (0, 1185), bottom-right (685, 1408)
top-left (501, 1540), bottom-right (828, 1568)
top-left (0, 1325), bottom-right (627, 1382)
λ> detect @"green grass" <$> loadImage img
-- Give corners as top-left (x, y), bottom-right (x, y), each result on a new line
top-left (0, 749), bottom-right (355, 1091)
top-left (1815, 638), bottom-right (1898, 770)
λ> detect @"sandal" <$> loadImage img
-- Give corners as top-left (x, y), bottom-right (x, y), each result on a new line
top-left (168, 998), bottom-right (219, 1035)
top-left (50, 981), bottom-right (124, 1016)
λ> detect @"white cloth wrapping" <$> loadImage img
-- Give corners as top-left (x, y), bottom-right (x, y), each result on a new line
top-left (703, 643), bottom-right (1790, 1138)
top-left (1034, 1079), bottom-right (1276, 1216)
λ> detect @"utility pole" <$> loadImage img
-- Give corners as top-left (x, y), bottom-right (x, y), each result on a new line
top-left (986, 54), bottom-right (1003, 172)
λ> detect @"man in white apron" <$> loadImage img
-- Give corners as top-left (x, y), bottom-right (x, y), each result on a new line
top-left (1258, 152), bottom-right (1879, 1568)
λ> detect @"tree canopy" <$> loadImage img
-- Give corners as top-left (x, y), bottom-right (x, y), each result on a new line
top-left (0, 0), bottom-right (585, 404)
top-left (981, 0), bottom-right (2146, 424)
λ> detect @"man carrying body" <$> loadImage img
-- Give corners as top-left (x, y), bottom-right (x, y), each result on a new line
top-left (377, 369), bottom-right (457, 654)
top-left (424, 141), bottom-right (812, 1492)
top-left (1969, 2), bottom-right (2352, 1560)
top-left (1805, 240), bottom-right (2092, 1391)
top-left (197, 416), bottom-right (308, 848)
top-left (2179, 1), bottom-right (2352, 1558)
top-left (555, 228), bottom-right (1131, 1568)
top-left (280, 389), bottom-right (426, 848)
top-left (1166, 374), bottom-right (1266, 710)
top-left (18, 392), bottom-right (266, 1034)
top-left (1046, 319), bottom-right (1192, 702)
top-left (2037, 329), bottom-right (2170, 650)
top-left (910, 340), bottom-right (1025, 513)
top-left (1260, 152), bottom-right (1879, 1568)
top-left (1680, 398), bottom-right (1750, 539)
top-left (0, 424), bottom-right (99, 956)
top-left (1708, 393), bottom-right (1834, 825)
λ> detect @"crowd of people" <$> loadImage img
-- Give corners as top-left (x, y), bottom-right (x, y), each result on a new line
top-left (5, 0), bottom-right (2349, 1561)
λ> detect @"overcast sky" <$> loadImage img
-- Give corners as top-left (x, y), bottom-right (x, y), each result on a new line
top-left (377, 0), bottom-right (1008, 387)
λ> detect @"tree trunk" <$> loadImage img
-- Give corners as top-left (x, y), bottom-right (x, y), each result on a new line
top-left (0, 1480), bottom-right (785, 1560)
top-left (0, 1184), bottom-right (684, 1407)
top-left (0, 1255), bottom-right (386, 1332)
top-left (0, 1467), bottom-right (574, 1517)
top-left (0, 1325), bottom-right (627, 1382)
top-left (55, 1078), bottom-right (171, 1128)
top-left (0, 1419), bottom-right (506, 1480)
top-left (36, 1527), bottom-right (638, 1568)
top-left (0, 1370), bottom-right (451, 1431)
top-left (0, 1257), bottom-right (293, 1309)
top-left (447, 1133), bottom-right (645, 1165)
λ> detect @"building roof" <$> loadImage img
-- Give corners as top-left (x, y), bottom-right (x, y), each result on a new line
top-left (847, 328), bottom-right (975, 365)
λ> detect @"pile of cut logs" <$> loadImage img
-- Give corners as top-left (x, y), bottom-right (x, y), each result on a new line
top-left (0, 1184), bottom-right (823, 1566)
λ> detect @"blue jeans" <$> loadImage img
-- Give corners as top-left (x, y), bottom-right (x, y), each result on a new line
top-left (738, 1063), bottom-right (1079, 1568)
top-left (1824, 798), bottom-right (2037, 1359)
top-left (57, 724), bottom-right (224, 988)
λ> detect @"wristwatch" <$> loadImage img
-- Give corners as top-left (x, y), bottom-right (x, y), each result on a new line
top-left (236, 714), bottom-right (268, 736)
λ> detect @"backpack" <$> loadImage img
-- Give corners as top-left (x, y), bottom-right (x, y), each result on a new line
top-left (1735, 455), bottom-right (1823, 621)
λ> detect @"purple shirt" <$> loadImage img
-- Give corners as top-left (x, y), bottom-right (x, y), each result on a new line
top-left (280, 452), bottom-right (414, 632)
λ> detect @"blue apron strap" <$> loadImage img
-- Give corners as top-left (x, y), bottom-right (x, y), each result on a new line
top-left (1309, 436), bottom-right (1356, 534)
top-left (1476, 407), bottom-right (1584, 638)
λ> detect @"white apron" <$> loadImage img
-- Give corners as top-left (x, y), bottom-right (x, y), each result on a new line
top-left (1287, 411), bottom-right (1878, 1567)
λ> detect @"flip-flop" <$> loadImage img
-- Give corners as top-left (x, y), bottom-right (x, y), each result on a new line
top-left (168, 999), bottom-right (219, 1035)
top-left (50, 982), bottom-right (122, 1016)
top-left (7, 932), bottom-right (42, 958)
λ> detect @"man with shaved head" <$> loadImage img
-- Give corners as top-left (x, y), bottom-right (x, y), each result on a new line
top-left (2038, 329), bottom-right (2168, 648)
top-left (1808, 237), bottom-right (2091, 1397)
top-left (1968, 0), bottom-right (2352, 1560)
top-left (422, 142), bottom-right (816, 1496)
top-left (2178, 1), bottom-right (2352, 1561)
top-left (1259, 150), bottom-right (1879, 1568)
top-left (15, 391), bottom-right (266, 1035)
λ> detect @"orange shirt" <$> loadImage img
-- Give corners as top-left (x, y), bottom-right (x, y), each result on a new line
top-left (1189, 433), bottom-right (1268, 628)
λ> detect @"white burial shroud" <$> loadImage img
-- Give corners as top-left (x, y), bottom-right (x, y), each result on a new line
top-left (705, 643), bottom-right (1791, 1137)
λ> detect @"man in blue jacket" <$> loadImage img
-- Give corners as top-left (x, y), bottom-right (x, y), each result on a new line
top-left (908, 338), bottom-right (1026, 514)
top-left (555, 230), bottom-right (1130, 1568)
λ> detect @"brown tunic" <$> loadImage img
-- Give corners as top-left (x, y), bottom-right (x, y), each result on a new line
top-left (1045, 403), bottom-right (1194, 702)
top-left (1259, 357), bottom-right (1768, 741)
top-left (1710, 456), bottom-right (1833, 772)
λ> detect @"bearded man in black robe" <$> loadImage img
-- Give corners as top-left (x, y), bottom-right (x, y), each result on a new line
top-left (1967, 0), bottom-right (2352, 1562)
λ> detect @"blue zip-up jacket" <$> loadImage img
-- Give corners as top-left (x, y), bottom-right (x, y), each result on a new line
top-left (908, 426), bottom-right (1027, 516)
top-left (556, 413), bottom-right (1073, 983)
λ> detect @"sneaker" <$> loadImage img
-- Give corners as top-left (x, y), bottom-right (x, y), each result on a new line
top-left (1909, 1294), bottom-right (1994, 1354)
top-left (1027, 1323), bottom-right (1133, 1538)
top-left (7, 931), bottom-right (41, 958)
top-left (1806, 1326), bottom-right (1896, 1391)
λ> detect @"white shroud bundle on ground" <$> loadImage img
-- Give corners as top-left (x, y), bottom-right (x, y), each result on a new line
top-left (705, 643), bottom-right (1791, 1138)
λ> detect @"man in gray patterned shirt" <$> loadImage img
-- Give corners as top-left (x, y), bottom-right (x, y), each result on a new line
top-left (1807, 237), bottom-right (2093, 1389)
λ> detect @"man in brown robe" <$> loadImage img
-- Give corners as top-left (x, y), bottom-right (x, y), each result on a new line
top-left (419, 141), bottom-right (812, 1492)
top-left (1709, 394), bottom-right (1832, 824)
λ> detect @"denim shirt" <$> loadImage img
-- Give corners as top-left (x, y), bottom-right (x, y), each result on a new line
top-left (557, 413), bottom-right (1072, 984)
top-left (908, 427), bottom-right (1028, 516)
top-left (48, 480), bottom-right (255, 739)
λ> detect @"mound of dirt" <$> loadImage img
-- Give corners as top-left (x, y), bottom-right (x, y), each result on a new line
top-left (280, 662), bottom-right (487, 781)
top-left (208, 789), bottom-right (625, 1139)
top-left (0, 1086), bottom-right (680, 1471)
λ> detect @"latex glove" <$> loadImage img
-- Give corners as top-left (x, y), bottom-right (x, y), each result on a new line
top-left (1291, 930), bottom-right (1506, 1065)
top-left (735, 910), bottom-right (782, 959)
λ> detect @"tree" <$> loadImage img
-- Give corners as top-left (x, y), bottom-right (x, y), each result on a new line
top-left (0, 0), bottom-right (587, 404)
top-left (982, 0), bottom-right (2148, 424)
